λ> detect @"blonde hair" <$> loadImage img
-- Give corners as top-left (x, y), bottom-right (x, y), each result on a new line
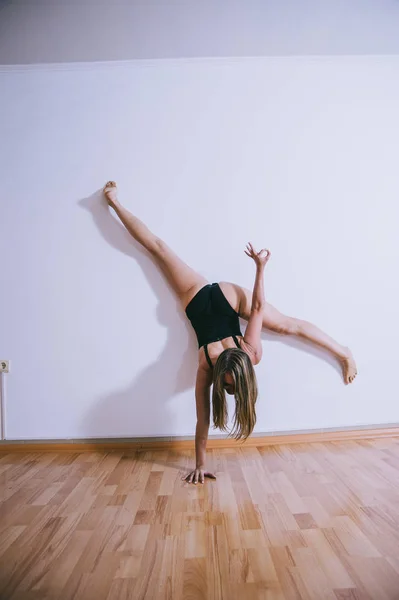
top-left (212, 348), bottom-right (258, 440)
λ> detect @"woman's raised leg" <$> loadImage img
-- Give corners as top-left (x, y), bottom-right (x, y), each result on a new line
top-left (103, 182), bottom-right (208, 308)
top-left (219, 282), bottom-right (357, 384)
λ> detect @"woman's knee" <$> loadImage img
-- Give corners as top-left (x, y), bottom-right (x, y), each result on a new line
top-left (149, 236), bottom-right (166, 257)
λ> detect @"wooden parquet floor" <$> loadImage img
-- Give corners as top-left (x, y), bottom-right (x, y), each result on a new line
top-left (1, 438), bottom-right (399, 599)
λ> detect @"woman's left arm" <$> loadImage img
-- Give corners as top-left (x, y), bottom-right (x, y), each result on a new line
top-left (242, 243), bottom-right (271, 363)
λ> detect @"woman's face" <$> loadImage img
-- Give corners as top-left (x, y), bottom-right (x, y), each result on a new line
top-left (223, 372), bottom-right (235, 395)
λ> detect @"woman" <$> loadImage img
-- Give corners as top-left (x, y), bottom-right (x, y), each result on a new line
top-left (103, 181), bottom-right (357, 484)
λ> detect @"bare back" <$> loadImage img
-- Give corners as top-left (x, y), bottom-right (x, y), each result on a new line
top-left (198, 336), bottom-right (257, 373)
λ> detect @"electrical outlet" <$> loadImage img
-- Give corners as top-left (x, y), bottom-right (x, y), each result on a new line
top-left (0, 360), bottom-right (9, 373)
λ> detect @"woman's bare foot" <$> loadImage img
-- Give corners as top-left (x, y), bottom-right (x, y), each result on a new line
top-left (340, 347), bottom-right (357, 384)
top-left (103, 181), bottom-right (119, 207)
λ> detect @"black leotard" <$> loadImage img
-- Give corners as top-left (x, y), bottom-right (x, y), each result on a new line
top-left (185, 283), bottom-right (242, 368)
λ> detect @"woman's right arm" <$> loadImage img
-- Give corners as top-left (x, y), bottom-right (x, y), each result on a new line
top-left (242, 243), bottom-right (271, 363)
top-left (183, 365), bottom-right (216, 484)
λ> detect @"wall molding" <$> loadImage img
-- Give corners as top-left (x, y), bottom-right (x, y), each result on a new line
top-left (1, 424), bottom-right (398, 453)
top-left (1, 54), bottom-right (399, 74)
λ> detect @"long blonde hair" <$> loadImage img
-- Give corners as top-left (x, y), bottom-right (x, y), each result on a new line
top-left (212, 348), bottom-right (258, 440)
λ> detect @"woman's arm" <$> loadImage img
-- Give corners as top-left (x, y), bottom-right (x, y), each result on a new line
top-left (242, 243), bottom-right (271, 363)
top-left (183, 365), bottom-right (216, 484)
top-left (194, 364), bottom-right (211, 470)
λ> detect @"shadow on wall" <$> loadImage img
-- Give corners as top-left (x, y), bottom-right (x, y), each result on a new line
top-left (78, 189), bottom-right (199, 438)
top-left (78, 189), bottom-right (342, 438)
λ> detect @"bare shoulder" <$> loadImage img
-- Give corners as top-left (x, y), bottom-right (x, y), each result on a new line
top-left (238, 338), bottom-right (261, 366)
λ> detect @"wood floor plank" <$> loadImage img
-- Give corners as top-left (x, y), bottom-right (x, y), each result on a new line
top-left (34, 529), bottom-right (92, 596)
top-left (183, 557), bottom-right (207, 600)
top-left (106, 577), bottom-right (137, 600)
top-left (1, 437), bottom-right (399, 599)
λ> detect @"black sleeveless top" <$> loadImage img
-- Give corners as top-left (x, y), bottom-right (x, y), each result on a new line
top-left (185, 283), bottom-right (242, 367)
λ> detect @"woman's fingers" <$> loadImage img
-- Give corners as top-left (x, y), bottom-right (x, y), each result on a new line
top-left (182, 471), bottom-right (195, 483)
top-left (182, 469), bottom-right (216, 484)
top-left (245, 242), bottom-right (256, 258)
top-left (246, 243), bottom-right (271, 259)
top-left (182, 469), bottom-right (200, 484)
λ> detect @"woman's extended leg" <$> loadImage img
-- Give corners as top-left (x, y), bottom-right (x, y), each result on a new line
top-left (219, 282), bottom-right (357, 384)
top-left (103, 182), bottom-right (208, 308)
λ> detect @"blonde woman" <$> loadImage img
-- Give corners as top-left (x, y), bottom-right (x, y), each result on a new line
top-left (103, 182), bottom-right (357, 484)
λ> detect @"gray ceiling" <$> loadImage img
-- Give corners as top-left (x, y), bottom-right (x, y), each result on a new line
top-left (1, 0), bottom-right (399, 65)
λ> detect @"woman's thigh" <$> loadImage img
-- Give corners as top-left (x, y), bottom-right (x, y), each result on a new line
top-left (219, 281), bottom-right (291, 332)
top-left (152, 239), bottom-right (208, 308)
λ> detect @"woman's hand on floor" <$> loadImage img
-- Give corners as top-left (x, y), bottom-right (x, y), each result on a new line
top-left (182, 468), bottom-right (217, 484)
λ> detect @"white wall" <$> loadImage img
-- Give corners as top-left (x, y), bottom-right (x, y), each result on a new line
top-left (1, 56), bottom-right (398, 440)
top-left (1, 0), bottom-right (399, 64)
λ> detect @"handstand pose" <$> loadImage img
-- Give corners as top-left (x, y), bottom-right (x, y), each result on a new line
top-left (103, 182), bottom-right (357, 484)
